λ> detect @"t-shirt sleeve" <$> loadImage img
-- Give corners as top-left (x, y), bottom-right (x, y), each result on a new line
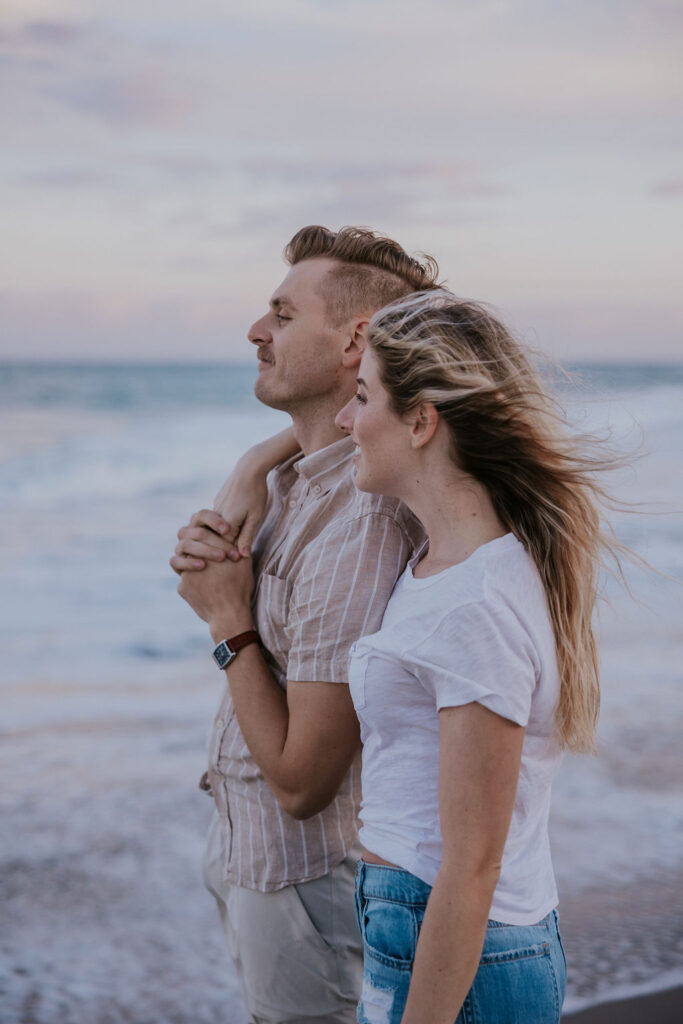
top-left (285, 513), bottom-right (412, 683)
top-left (409, 601), bottom-right (538, 726)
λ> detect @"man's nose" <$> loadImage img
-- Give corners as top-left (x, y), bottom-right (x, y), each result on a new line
top-left (248, 315), bottom-right (271, 345)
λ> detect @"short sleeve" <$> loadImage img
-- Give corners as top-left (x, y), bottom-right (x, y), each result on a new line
top-left (409, 600), bottom-right (538, 726)
top-left (285, 513), bottom-right (412, 683)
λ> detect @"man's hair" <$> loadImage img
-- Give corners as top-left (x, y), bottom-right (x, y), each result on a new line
top-left (283, 224), bottom-right (441, 326)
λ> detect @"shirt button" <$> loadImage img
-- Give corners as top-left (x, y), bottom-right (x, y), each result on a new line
top-left (313, 484), bottom-right (322, 494)
top-left (289, 499), bottom-right (297, 509)
top-left (216, 719), bottom-right (224, 729)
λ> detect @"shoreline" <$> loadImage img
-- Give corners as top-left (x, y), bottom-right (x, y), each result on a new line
top-left (2, 676), bottom-right (682, 1023)
top-left (563, 984), bottom-right (683, 1023)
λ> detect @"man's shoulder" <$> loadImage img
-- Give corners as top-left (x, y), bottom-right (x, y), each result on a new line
top-left (321, 471), bottom-right (424, 547)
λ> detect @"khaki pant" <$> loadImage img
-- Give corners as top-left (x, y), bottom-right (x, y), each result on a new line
top-left (203, 812), bottom-right (362, 1024)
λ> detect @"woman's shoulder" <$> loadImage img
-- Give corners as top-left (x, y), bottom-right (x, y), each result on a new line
top-left (480, 535), bottom-right (548, 615)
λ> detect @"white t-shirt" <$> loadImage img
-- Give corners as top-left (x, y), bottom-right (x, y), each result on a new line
top-left (348, 533), bottom-right (563, 925)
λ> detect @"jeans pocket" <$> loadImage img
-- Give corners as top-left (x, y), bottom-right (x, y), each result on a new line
top-left (459, 928), bottom-right (562, 1024)
top-left (360, 895), bottom-right (419, 969)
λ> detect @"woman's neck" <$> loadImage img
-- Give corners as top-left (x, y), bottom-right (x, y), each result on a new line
top-left (402, 459), bottom-right (507, 578)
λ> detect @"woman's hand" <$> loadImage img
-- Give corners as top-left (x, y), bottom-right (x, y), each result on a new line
top-left (212, 453), bottom-right (270, 558)
top-left (170, 428), bottom-right (300, 575)
top-left (212, 428), bottom-right (300, 556)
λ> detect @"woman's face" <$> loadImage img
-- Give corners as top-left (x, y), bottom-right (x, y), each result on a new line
top-left (335, 347), bottom-right (412, 496)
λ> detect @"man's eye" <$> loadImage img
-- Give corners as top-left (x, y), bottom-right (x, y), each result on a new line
top-left (276, 313), bottom-right (290, 323)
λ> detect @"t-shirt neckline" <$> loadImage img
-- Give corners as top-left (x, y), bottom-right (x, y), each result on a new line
top-left (406, 532), bottom-right (519, 587)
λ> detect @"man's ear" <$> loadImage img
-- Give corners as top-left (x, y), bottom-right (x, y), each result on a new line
top-left (409, 402), bottom-right (439, 449)
top-left (340, 318), bottom-right (369, 368)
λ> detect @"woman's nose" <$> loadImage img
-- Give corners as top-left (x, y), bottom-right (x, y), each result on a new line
top-left (335, 397), bottom-right (355, 434)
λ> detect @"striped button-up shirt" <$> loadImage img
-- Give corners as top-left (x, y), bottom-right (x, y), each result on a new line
top-left (207, 435), bottom-right (423, 891)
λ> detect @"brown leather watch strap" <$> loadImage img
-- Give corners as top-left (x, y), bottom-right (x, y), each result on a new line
top-left (227, 629), bottom-right (260, 653)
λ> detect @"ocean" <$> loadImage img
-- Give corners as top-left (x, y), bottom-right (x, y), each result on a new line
top-left (1, 361), bottom-right (682, 1022)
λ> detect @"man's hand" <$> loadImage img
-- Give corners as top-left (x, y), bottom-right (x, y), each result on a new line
top-left (170, 509), bottom-right (242, 575)
top-left (177, 552), bottom-right (255, 638)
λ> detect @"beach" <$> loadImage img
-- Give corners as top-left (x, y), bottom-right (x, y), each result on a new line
top-left (563, 986), bottom-right (683, 1023)
top-left (1, 362), bottom-right (682, 1022)
top-left (2, 670), bottom-right (682, 1023)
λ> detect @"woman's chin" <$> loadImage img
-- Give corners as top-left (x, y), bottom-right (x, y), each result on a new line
top-left (352, 464), bottom-right (370, 492)
top-left (352, 466), bottom-right (383, 495)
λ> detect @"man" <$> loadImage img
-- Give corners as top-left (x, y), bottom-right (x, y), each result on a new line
top-left (172, 226), bottom-right (438, 1024)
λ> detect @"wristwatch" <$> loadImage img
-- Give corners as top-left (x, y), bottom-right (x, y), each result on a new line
top-left (212, 630), bottom-right (260, 670)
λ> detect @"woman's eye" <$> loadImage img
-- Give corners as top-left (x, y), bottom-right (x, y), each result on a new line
top-left (276, 313), bottom-right (289, 323)
top-left (354, 392), bottom-right (367, 405)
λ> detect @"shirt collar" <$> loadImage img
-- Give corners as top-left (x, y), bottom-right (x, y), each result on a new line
top-left (292, 435), bottom-right (355, 496)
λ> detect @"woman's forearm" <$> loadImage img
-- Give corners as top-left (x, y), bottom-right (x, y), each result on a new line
top-left (212, 428), bottom-right (301, 552)
top-left (400, 864), bottom-right (497, 1024)
top-left (237, 427), bottom-right (300, 474)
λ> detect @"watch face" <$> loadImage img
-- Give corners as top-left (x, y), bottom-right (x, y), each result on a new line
top-left (213, 641), bottom-right (236, 670)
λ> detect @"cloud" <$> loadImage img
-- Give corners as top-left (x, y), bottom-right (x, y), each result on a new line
top-left (651, 177), bottom-right (683, 197)
top-left (506, 299), bottom-right (683, 362)
top-left (0, 289), bottom-right (251, 361)
top-left (234, 157), bottom-right (505, 233)
top-left (0, 18), bottom-right (84, 49)
top-left (17, 168), bottom-right (119, 189)
top-left (0, 14), bottom-right (194, 131)
top-left (146, 154), bottom-right (226, 183)
top-left (21, 19), bottom-right (84, 45)
top-left (2, 1), bottom-right (682, 362)
top-left (54, 73), bottom-right (192, 127)
top-left (3, 288), bottom-right (682, 362)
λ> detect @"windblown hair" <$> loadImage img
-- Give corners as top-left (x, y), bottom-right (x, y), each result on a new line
top-left (369, 290), bottom-right (617, 753)
top-left (284, 225), bottom-right (441, 326)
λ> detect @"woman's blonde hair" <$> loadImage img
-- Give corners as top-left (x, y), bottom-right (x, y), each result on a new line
top-left (369, 290), bottom-right (617, 753)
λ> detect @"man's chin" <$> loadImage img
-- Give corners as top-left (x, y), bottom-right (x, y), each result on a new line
top-left (253, 378), bottom-right (289, 412)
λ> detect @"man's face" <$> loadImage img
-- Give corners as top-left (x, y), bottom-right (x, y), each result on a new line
top-left (248, 258), bottom-right (350, 413)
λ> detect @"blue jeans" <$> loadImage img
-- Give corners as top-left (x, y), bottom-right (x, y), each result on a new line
top-left (354, 861), bottom-right (566, 1024)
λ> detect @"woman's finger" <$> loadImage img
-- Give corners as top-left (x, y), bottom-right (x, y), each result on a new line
top-left (188, 508), bottom-right (232, 535)
top-left (177, 525), bottom-right (240, 558)
top-left (237, 511), bottom-right (260, 556)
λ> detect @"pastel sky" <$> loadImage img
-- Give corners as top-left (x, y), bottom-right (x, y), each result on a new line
top-left (1, 0), bottom-right (682, 362)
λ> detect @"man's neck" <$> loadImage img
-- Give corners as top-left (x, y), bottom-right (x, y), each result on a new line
top-left (292, 417), bottom-right (349, 456)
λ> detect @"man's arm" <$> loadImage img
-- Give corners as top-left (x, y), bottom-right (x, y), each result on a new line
top-left (177, 556), bottom-right (359, 819)
top-left (213, 641), bottom-right (360, 819)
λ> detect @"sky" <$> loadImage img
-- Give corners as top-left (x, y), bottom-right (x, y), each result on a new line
top-left (1, 0), bottom-right (682, 362)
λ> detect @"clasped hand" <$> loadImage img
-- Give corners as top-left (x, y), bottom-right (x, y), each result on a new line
top-left (173, 509), bottom-right (255, 639)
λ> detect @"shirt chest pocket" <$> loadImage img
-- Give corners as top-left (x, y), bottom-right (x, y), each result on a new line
top-left (255, 573), bottom-right (293, 670)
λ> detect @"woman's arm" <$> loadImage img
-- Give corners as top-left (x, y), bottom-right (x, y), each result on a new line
top-left (211, 427), bottom-right (299, 554)
top-left (400, 703), bottom-right (524, 1024)
top-left (170, 427), bottom-right (300, 573)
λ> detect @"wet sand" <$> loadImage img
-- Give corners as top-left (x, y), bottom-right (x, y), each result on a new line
top-left (2, 674), bottom-right (682, 1023)
top-left (563, 984), bottom-right (683, 1023)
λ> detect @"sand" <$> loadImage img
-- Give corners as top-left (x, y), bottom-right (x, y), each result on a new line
top-left (563, 984), bottom-right (683, 1023)
top-left (1, 672), bottom-right (681, 1023)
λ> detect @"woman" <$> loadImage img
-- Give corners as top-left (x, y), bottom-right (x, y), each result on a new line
top-left (332, 290), bottom-right (594, 1024)
top-left (179, 291), bottom-right (614, 1023)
